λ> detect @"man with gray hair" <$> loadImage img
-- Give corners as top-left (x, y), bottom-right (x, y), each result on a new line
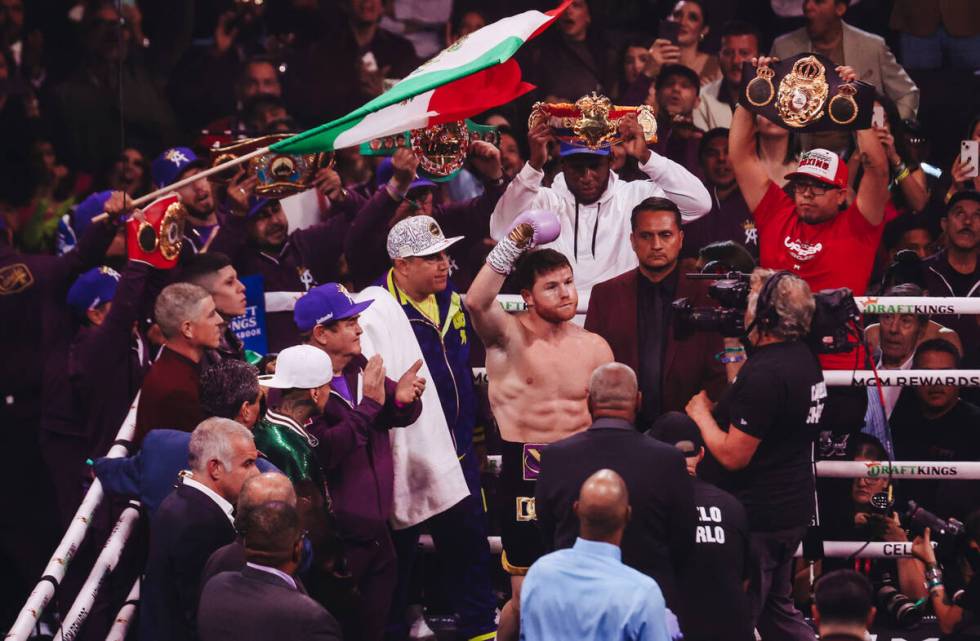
top-left (686, 269), bottom-right (824, 641)
top-left (535, 362), bottom-right (695, 615)
top-left (135, 282), bottom-right (224, 444)
top-left (140, 417), bottom-right (260, 641)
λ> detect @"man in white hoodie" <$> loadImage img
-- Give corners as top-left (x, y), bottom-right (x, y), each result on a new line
top-left (490, 114), bottom-right (711, 297)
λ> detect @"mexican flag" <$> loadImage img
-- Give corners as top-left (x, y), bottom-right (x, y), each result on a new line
top-left (270, 1), bottom-right (570, 155)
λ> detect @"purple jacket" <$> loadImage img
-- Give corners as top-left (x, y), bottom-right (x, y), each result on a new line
top-left (69, 260), bottom-right (163, 457)
top-left (309, 354), bottom-right (421, 541)
top-left (343, 178), bottom-right (507, 291)
top-left (209, 199), bottom-right (361, 354)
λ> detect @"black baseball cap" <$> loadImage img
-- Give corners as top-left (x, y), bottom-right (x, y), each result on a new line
top-left (655, 64), bottom-right (701, 92)
top-left (946, 190), bottom-right (980, 214)
top-left (647, 411), bottom-right (704, 456)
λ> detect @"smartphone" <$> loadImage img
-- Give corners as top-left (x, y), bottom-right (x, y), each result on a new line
top-left (871, 104), bottom-right (885, 129)
top-left (657, 20), bottom-right (681, 46)
top-left (962, 140), bottom-right (979, 178)
top-left (361, 51), bottom-right (379, 74)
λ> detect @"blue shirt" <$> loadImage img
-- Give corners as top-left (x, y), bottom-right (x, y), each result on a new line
top-left (520, 538), bottom-right (670, 641)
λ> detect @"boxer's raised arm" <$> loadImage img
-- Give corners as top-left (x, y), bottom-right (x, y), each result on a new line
top-left (468, 210), bottom-right (562, 350)
top-left (466, 262), bottom-right (516, 350)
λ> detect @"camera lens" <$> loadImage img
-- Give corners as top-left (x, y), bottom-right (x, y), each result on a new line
top-left (876, 584), bottom-right (923, 629)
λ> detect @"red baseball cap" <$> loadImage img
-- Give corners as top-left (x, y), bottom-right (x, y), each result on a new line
top-left (785, 148), bottom-right (849, 189)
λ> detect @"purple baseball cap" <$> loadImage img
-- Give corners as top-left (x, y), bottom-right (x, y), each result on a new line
top-left (294, 283), bottom-right (374, 331)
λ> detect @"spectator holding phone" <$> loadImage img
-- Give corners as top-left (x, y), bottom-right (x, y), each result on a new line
top-left (668, 1), bottom-right (720, 85)
top-left (947, 116), bottom-right (980, 201)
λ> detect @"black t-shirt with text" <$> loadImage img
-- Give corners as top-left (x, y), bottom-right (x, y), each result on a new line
top-left (712, 341), bottom-right (825, 531)
top-left (676, 478), bottom-right (754, 641)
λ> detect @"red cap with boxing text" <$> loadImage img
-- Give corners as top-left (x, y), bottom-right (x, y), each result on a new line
top-left (784, 148), bottom-right (849, 189)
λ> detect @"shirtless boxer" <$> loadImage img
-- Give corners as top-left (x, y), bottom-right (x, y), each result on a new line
top-left (466, 209), bottom-right (614, 639)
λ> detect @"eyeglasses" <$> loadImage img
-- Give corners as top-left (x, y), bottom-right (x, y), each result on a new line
top-left (792, 180), bottom-right (838, 196)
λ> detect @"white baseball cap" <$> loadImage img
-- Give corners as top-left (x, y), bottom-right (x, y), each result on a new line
top-left (258, 344), bottom-right (332, 389)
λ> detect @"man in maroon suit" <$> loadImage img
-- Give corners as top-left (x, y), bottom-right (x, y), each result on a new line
top-left (585, 196), bottom-right (727, 430)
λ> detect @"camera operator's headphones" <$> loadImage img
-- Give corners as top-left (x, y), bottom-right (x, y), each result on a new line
top-left (753, 270), bottom-right (793, 333)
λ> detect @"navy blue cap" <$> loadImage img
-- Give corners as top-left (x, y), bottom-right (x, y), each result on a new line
top-left (375, 157), bottom-right (437, 192)
top-left (246, 195), bottom-right (275, 219)
top-left (152, 147), bottom-right (207, 189)
top-left (559, 140), bottom-right (610, 158)
top-left (648, 411), bottom-right (704, 456)
top-left (67, 266), bottom-right (121, 316)
top-left (294, 283), bottom-right (374, 331)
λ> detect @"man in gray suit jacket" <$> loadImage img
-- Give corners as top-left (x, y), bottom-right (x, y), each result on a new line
top-left (198, 501), bottom-right (341, 641)
top-left (770, 0), bottom-right (919, 119)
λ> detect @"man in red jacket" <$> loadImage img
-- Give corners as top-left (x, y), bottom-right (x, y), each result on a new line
top-left (135, 283), bottom-right (224, 444)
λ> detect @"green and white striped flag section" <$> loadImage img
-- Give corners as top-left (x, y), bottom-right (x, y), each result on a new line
top-left (269, 0), bottom-right (571, 155)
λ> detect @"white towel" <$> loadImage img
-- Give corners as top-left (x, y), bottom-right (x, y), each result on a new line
top-left (354, 286), bottom-right (469, 529)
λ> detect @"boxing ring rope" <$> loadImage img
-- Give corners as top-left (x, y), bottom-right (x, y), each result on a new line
top-left (415, 535), bottom-right (935, 560)
top-left (483, 294), bottom-right (980, 316)
top-left (104, 581), bottom-right (139, 641)
top-left (53, 503), bottom-right (141, 641)
top-left (5, 394), bottom-right (139, 641)
top-left (471, 368), bottom-right (980, 386)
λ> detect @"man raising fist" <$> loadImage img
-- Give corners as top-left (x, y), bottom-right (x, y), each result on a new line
top-left (294, 282), bottom-right (424, 641)
top-left (467, 209), bottom-right (614, 640)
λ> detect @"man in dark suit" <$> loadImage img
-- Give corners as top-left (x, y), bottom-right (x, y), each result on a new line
top-left (535, 363), bottom-right (697, 610)
top-left (140, 418), bottom-right (260, 641)
top-left (198, 500), bottom-right (342, 641)
top-left (201, 472), bottom-right (297, 587)
top-left (585, 197), bottom-right (727, 431)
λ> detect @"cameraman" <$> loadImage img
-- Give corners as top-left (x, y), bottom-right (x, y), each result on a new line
top-left (912, 509), bottom-right (980, 639)
top-left (686, 268), bottom-right (823, 641)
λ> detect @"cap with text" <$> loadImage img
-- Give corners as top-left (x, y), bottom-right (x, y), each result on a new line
top-left (67, 266), bottom-right (121, 316)
top-left (785, 148), bottom-right (848, 189)
top-left (294, 283), bottom-right (373, 331)
top-left (386, 215), bottom-right (463, 260)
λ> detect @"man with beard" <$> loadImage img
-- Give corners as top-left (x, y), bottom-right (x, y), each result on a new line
top-left (490, 113), bottom-right (710, 296)
top-left (210, 195), bottom-right (351, 353)
top-left (694, 21), bottom-right (761, 132)
top-left (923, 191), bottom-right (978, 349)
top-left (151, 147), bottom-right (219, 252)
top-left (466, 210), bottom-right (614, 640)
top-left (679, 128), bottom-right (758, 261)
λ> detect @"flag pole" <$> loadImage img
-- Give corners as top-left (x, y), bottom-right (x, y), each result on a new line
top-left (91, 145), bottom-right (270, 221)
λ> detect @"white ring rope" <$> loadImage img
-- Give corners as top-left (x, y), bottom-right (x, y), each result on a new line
top-left (104, 579), bottom-right (139, 641)
top-left (816, 460), bottom-right (980, 480)
top-left (416, 535), bottom-right (929, 559)
top-left (53, 504), bottom-right (141, 641)
top-left (5, 394), bottom-right (139, 641)
top-left (483, 294), bottom-right (980, 317)
top-left (470, 368), bottom-right (980, 387)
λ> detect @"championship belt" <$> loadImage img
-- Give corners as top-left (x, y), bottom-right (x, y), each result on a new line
top-left (126, 193), bottom-right (185, 269)
top-left (739, 53), bottom-right (874, 131)
top-left (359, 119), bottom-right (500, 183)
top-left (528, 92), bottom-right (658, 150)
top-left (208, 134), bottom-right (333, 198)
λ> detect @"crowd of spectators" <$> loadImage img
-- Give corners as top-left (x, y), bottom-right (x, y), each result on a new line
top-left (2, 0), bottom-right (980, 640)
